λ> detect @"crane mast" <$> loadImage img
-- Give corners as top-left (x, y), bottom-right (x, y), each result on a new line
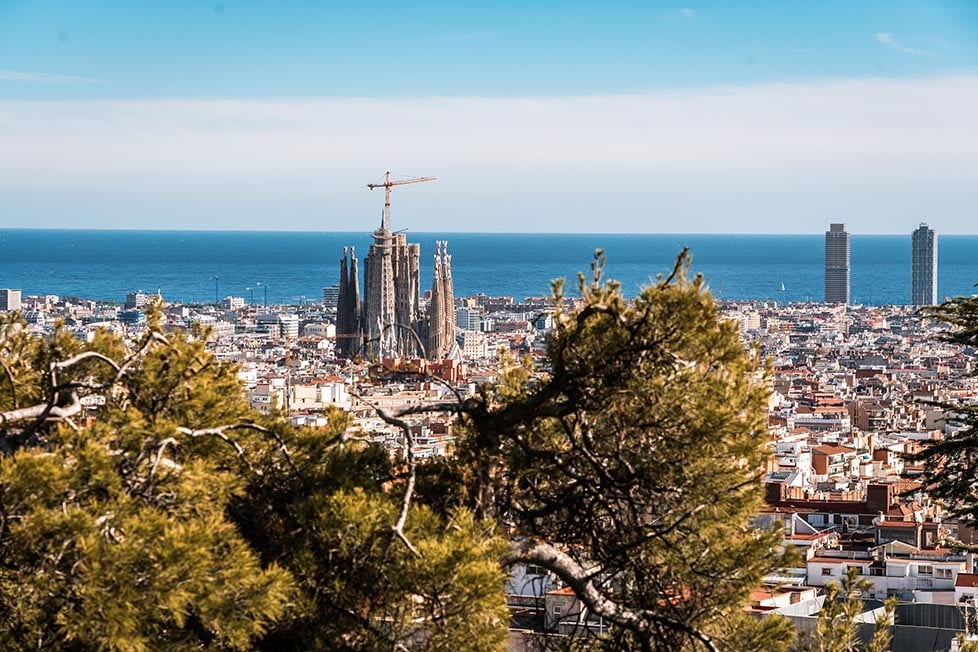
top-left (367, 170), bottom-right (436, 230)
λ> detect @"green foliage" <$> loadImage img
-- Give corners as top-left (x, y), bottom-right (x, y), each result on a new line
top-left (0, 310), bottom-right (509, 650)
top-left (234, 416), bottom-right (509, 651)
top-left (956, 635), bottom-right (978, 652)
top-left (904, 293), bottom-right (978, 521)
top-left (0, 313), bottom-right (293, 650)
top-left (447, 251), bottom-right (794, 650)
top-left (926, 293), bottom-right (978, 350)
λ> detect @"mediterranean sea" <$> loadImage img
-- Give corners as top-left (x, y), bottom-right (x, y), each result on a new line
top-left (0, 230), bottom-right (975, 307)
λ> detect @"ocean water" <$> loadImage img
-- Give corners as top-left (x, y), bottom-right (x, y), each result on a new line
top-left (0, 229), bottom-right (975, 306)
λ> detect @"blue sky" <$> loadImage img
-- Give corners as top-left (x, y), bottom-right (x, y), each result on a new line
top-left (1, 1), bottom-right (977, 233)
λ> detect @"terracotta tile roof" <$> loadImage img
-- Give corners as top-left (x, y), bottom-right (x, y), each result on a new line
top-left (956, 573), bottom-right (978, 588)
top-left (808, 557), bottom-right (871, 564)
top-left (812, 445), bottom-right (856, 455)
top-left (546, 586), bottom-right (576, 595)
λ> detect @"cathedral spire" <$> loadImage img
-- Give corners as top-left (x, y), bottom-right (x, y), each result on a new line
top-left (427, 241), bottom-right (456, 361)
top-left (336, 246), bottom-right (362, 358)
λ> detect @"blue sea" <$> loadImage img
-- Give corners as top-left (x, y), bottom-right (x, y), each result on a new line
top-left (0, 230), bottom-right (975, 306)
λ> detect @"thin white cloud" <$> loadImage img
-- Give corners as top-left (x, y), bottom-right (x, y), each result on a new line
top-left (874, 32), bottom-right (926, 56)
top-left (678, 8), bottom-right (697, 18)
top-left (0, 75), bottom-right (975, 233)
top-left (0, 69), bottom-right (102, 83)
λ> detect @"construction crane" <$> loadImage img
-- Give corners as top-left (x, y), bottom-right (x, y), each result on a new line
top-left (367, 170), bottom-right (435, 230)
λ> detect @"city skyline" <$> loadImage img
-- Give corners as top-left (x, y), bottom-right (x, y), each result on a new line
top-left (1, 2), bottom-right (977, 233)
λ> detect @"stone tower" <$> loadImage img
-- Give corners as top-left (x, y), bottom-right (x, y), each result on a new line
top-left (362, 214), bottom-right (422, 358)
top-left (336, 246), bottom-right (362, 358)
top-left (428, 241), bottom-right (456, 361)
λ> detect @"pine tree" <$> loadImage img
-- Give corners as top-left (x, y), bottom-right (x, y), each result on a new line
top-left (417, 250), bottom-right (796, 651)
top-left (903, 293), bottom-right (978, 521)
top-left (0, 307), bottom-right (509, 651)
top-left (0, 309), bottom-right (293, 650)
top-left (231, 417), bottom-right (509, 651)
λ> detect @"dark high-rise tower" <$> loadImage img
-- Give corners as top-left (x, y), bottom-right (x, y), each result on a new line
top-left (824, 223), bottom-right (851, 304)
top-left (911, 223), bottom-right (938, 306)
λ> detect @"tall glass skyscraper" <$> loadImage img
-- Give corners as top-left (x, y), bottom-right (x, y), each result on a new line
top-left (911, 223), bottom-right (938, 306)
top-left (824, 223), bottom-right (850, 304)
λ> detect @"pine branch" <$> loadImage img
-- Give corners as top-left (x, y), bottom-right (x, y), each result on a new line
top-left (0, 390), bottom-right (81, 425)
top-left (175, 424), bottom-right (256, 474)
top-left (372, 403), bottom-right (421, 558)
top-left (173, 422), bottom-right (299, 478)
top-left (503, 537), bottom-right (718, 652)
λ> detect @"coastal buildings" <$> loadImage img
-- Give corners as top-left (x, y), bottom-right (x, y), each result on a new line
top-left (125, 292), bottom-right (151, 310)
top-left (321, 284), bottom-right (339, 315)
top-left (0, 289), bottom-right (21, 312)
top-left (456, 305), bottom-right (485, 332)
top-left (824, 223), bottom-right (850, 304)
top-left (911, 223), bottom-right (938, 306)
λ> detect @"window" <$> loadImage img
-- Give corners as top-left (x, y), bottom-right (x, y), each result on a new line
top-left (552, 606), bottom-right (562, 617)
top-left (822, 567), bottom-right (834, 576)
top-left (525, 565), bottom-right (546, 576)
top-left (936, 568), bottom-right (953, 579)
top-left (917, 565), bottom-right (933, 576)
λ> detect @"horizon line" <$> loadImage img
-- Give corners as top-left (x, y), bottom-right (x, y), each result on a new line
top-left (1, 227), bottom-right (975, 237)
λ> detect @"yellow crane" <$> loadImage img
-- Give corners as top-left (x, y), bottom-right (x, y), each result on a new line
top-left (367, 170), bottom-right (435, 230)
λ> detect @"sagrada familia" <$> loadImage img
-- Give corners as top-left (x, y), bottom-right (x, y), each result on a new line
top-left (335, 173), bottom-right (456, 361)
